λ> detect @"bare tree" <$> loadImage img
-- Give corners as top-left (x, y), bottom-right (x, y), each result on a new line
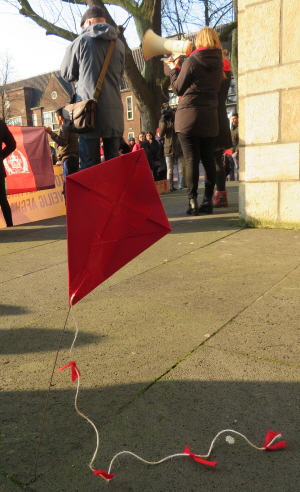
top-left (0, 51), bottom-right (17, 121)
top-left (162, 0), bottom-right (233, 34)
top-left (4, 0), bottom-right (169, 130)
top-left (3, 0), bottom-right (236, 128)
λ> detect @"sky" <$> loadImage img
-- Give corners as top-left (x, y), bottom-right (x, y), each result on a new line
top-left (0, 2), bottom-right (140, 82)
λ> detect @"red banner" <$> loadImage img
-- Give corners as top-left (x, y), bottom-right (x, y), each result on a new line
top-left (4, 126), bottom-right (55, 194)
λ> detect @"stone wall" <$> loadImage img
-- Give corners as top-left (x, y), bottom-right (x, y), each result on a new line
top-left (238, 0), bottom-right (300, 227)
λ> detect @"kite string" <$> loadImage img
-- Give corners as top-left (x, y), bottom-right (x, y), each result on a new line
top-left (68, 296), bottom-right (101, 472)
top-left (34, 306), bottom-right (71, 479)
top-left (106, 430), bottom-right (283, 475)
top-left (73, 368), bottom-right (100, 471)
top-left (69, 294), bottom-right (78, 357)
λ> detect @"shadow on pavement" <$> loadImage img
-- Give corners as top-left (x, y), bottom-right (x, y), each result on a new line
top-left (0, 304), bottom-right (30, 316)
top-left (0, 327), bottom-right (103, 354)
top-left (0, 217), bottom-right (66, 243)
top-left (1, 380), bottom-right (298, 492)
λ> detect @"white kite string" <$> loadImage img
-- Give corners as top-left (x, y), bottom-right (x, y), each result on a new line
top-left (66, 307), bottom-right (283, 479)
top-left (106, 430), bottom-right (282, 475)
top-left (69, 294), bottom-right (78, 356)
top-left (73, 367), bottom-right (100, 472)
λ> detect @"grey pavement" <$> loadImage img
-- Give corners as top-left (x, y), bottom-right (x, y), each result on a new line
top-left (1, 182), bottom-right (299, 492)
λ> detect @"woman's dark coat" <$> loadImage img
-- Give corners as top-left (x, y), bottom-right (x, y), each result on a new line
top-left (169, 49), bottom-right (223, 137)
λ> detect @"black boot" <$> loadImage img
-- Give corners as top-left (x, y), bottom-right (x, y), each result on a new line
top-left (198, 196), bottom-right (213, 214)
top-left (186, 198), bottom-right (199, 216)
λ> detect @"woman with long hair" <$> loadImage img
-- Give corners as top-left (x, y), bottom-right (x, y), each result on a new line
top-left (166, 27), bottom-right (224, 215)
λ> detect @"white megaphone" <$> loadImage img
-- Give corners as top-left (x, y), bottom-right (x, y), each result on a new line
top-left (142, 29), bottom-right (193, 61)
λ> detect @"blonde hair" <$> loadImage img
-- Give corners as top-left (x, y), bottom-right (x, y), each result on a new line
top-left (195, 27), bottom-right (222, 50)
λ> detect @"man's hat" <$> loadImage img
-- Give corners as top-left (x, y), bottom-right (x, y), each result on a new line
top-left (80, 6), bottom-right (106, 27)
top-left (129, 137), bottom-right (135, 141)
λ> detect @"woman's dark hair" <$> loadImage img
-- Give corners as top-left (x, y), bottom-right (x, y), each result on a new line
top-left (146, 131), bottom-right (155, 139)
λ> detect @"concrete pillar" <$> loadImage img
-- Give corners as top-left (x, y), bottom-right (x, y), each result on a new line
top-left (238, 0), bottom-right (300, 228)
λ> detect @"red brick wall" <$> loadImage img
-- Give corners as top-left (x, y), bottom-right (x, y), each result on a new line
top-left (121, 90), bottom-right (141, 142)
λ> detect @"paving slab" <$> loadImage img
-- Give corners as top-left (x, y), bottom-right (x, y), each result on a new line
top-left (31, 348), bottom-right (300, 492)
top-left (206, 263), bottom-right (300, 365)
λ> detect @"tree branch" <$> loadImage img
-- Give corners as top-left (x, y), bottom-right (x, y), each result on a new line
top-left (18, 0), bottom-right (77, 40)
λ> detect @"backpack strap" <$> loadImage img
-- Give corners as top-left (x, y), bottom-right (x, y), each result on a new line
top-left (93, 40), bottom-right (116, 101)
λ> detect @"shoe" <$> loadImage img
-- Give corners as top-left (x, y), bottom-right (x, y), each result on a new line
top-left (186, 198), bottom-right (199, 216)
top-left (198, 196), bottom-right (213, 214)
top-left (213, 191), bottom-right (228, 208)
top-left (169, 186), bottom-right (177, 192)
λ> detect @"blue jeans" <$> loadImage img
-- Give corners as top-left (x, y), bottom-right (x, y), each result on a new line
top-left (79, 135), bottom-right (120, 169)
top-left (165, 155), bottom-right (184, 189)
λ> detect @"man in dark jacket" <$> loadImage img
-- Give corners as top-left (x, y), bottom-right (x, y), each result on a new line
top-left (61, 6), bottom-right (125, 169)
top-left (159, 107), bottom-right (184, 191)
top-left (0, 120), bottom-right (16, 227)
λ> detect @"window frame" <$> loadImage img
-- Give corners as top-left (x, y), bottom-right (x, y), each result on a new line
top-left (6, 116), bottom-right (22, 126)
top-left (43, 111), bottom-right (59, 131)
top-left (126, 96), bottom-right (134, 121)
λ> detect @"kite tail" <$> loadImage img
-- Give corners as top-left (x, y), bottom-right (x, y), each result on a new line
top-left (72, 368), bottom-right (100, 473)
top-left (58, 312), bottom-right (286, 482)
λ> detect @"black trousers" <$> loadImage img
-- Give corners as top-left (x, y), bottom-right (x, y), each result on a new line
top-left (0, 178), bottom-right (13, 227)
top-left (178, 133), bottom-right (216, 199)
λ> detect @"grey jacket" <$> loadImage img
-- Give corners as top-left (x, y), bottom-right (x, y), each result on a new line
top-left (61, 23), bottom-right (125, 138)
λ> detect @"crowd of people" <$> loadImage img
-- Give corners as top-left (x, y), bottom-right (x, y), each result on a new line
top-left (1, 6), bottom-right (239, 227)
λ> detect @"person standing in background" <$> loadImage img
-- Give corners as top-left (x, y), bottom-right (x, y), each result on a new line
top-left (45, 107), bottom-right (79, 200)
top-left (159, 107), bottom-right (184, 191)
top-left (166, 27), bottom-right (223, 215)
top-left (0, 120), bottom-right (16, 227)
top-left (230, 113), bottom-right (239, 181)
top-left (61, 5), bottom-right (125, 168)
top-left (213, 52), bottom-right (233, 207)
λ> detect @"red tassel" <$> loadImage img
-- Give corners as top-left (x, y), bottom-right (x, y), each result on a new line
top-left (184, 446), bottom-right (218, 466)
top-left (262, 430), bottom-right (286, 451)
top-left (93, 470), bottom-right (115, 480)
top-left (57, 361), bottom-right (81, 381)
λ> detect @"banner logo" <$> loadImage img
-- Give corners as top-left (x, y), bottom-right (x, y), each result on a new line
top-left (4, 150), bottom-right (30, 175)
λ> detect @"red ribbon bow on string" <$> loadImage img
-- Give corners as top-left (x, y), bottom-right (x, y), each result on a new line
top-left (93, 470), bottom-right (115, 481)
top-left (184, 446), bottom-right (218, 466)
top-left (262, 430), bottom-right (286, 451)
top-left (57, 361), bottom-right (81, 382)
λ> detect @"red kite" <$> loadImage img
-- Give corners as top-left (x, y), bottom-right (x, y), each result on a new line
top-left (66, 150), bottom-right (171, 305)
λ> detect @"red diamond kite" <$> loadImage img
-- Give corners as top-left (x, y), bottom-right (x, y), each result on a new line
top-left (66, 150), bottom-right (171, 305)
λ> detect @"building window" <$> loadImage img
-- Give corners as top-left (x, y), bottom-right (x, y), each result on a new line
top-left (51, 91), bottom-right (57, 100)
top-left (32, 114), bottom-right (38, 126)
top-left (6, 116), bottom-right (22, 126)
top-left (126, 96), bottom-right (133, 120)
top-left (128, 132), bottom-right (134, 140)
top-left (43, 111), bottom-right (59, 130)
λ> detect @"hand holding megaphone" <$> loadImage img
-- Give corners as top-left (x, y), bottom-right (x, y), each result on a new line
top-left (165, 55), bottom-right (182, 70)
